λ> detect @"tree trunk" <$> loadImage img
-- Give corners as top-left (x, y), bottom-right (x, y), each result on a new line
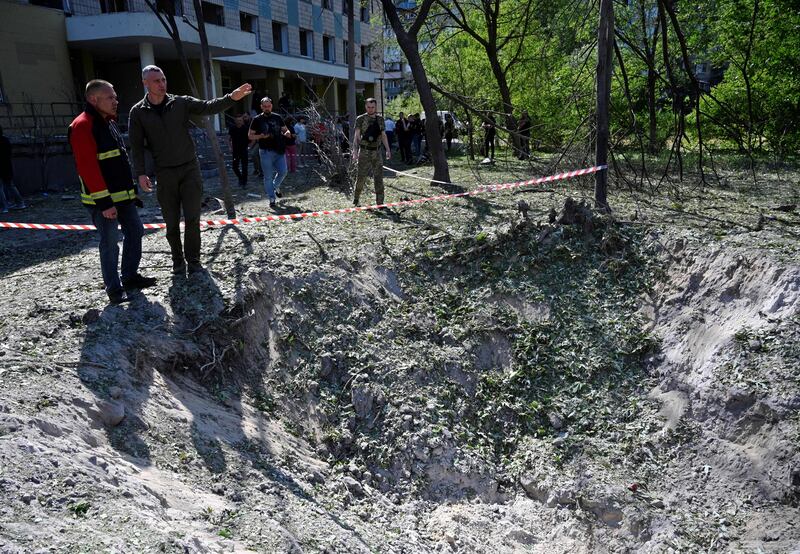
top-left (406, 43), bottom-right (450, 184)
top-left (381, 0), bottom-right (450, 184)
top-left (647, 67), bottom-right (658, 154)
top-left (347, 0), bottom-right (356, 142)
top-left (485, 53), bottom-right (517, 152)
top-left (639, 0), bottom-right (659, 155)
top-left (660, 0), bottom-right (706, 185)
top-left (595, 0), bottom-right (613, 211)
top-left (193, 0), bottom-right (235, 217)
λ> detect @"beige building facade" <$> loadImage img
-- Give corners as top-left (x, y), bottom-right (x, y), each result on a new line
top-left (0, 0), bottom-right (383, 129)
top-left (0, 0), bottom-right (383, 191)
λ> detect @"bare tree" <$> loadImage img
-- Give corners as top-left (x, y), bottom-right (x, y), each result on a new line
top-left (659, 0), bottom-right (708, 186)
top-left (614, 0), bottom-right (662, 154)
top-left (595, 0), bottom-right (613, 211)
top-left (380, 0), bottom-right (451, 184)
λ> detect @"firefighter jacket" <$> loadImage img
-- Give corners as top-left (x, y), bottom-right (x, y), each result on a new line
top-left (69, 104), bottom-right (137, 211)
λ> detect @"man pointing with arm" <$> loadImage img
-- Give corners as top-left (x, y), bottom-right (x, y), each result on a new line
top-left (128, 65), bottom-right (252, 275)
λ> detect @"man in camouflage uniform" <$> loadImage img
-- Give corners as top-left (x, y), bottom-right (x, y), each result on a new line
top-left (353, 98), bottom-right (391, 206)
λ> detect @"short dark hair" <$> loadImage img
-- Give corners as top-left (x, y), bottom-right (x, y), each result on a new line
top-left (142, 65), bottom-right (163, 79)
top-left (85, 79), bottom-right (113, 99)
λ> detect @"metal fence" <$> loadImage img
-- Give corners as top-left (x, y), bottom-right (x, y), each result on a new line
top-left (0, 102), bottom-right (86, 140)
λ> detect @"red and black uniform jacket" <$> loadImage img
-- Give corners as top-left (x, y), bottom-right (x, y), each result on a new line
top-left (68, 103), bottom-right (138, 211)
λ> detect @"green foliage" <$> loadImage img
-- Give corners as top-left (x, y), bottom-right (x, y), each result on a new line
top-left (418, 0), bottom-right (799, 159)
top-left (459, 224), bottom-right (659, 456)
top-left (68, 501), bottom-right (91, 517)
top-left (695, 0), bottom-right (800, 156)
top-left (385, 92), bottom-right (423, 118)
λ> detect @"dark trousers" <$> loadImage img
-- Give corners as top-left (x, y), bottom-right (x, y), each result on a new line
top-left (88, 202), bottom-right (143, 293)
top-left (484, 134), bottom-right (495, 159)
top-left (399, 136), bottom-right (412, 163)
top-left (520, 137), bottom-right (530, 158)
top-left (155, 161), bottom-right (203, 265)
top-left (232, 148), bottom-right (248, 184)
top-left (412, 134), bottom-right (422, 157)
top-left (0, 176), bottom-right (24, 210)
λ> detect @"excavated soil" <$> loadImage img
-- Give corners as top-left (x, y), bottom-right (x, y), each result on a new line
top-left (0, 158), bottom-right (798, 553)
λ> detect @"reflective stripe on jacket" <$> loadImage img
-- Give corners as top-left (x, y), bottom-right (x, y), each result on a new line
top-left (68, 104), bottom-right (137, 210)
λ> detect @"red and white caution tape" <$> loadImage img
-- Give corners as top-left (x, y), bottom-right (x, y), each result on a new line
top-left (0, 165), bottom-right (605, 231)
top-left (382, 165), bottom-right (454, 185)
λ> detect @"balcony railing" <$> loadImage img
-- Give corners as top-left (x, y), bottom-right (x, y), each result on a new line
top-left (0, 102), bottom-right (86, 140)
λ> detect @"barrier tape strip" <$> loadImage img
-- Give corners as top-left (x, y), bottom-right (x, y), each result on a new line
top-left (382, 165), bottom-right (456, 186)
top-left (0, 165), bottom-right (605, 231)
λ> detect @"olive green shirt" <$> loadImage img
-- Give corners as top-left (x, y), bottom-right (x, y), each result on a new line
top-left (128, 93), bottom-right (236, 175)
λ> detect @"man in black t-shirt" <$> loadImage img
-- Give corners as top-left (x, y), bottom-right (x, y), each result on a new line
top-left (228, 115), bottom-right (251, 187)
top-left (248, 97), bottom-right (290, 208)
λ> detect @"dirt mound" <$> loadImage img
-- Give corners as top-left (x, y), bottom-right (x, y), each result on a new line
top-left (1, 168), bottom-right (798, 552)
top-left (640, 236), bottom-right (800, 551)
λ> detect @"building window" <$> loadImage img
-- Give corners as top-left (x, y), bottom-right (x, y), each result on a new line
top-left (201, 1), bottom-right (224, 26)
top-left (155, 0), bottom-right (181, 15)
top-left (272, 22), bottom-right (288, 53)
top-left (361, 45), bottom-right (369, 68)
top-left (240, 12), bottom-right (255, 33)
top-left (360, 3), bottom-right (369, 22)
top-left (342, 0), bottom-right (349, 13)
top-left (98, 0), bottom-right (127, 12)
top-left (299, 29), bottom-right (313, 57)
top-left (323, 36), bottom-right (335, 62)
top-left (343, 40), bottom-right (350, 64)
top-left (30, 0), bottom-right (66, 8)
top-left (323, 0), bottom-right (332, 9)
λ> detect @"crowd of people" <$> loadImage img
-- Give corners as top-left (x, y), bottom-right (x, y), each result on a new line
top-left (378, 110), bottom-right (534, 164)
top-left (227, 91), bottom-right (537, 181)
top-left (63, 66), bottom-right (537, 305)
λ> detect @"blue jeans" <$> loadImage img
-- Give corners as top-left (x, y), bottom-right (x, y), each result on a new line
top-left (88, 202), bottom-right (144, 293)
top-left (412, 135), bottom-right (422, 157)
top-left (259, 149), bottom-right (287, 201)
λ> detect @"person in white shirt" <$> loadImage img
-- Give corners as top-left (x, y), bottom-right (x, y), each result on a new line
top-left (294, 117), bottom-right (309, 167)
top-left (384, 117), bottom-right (396, 156)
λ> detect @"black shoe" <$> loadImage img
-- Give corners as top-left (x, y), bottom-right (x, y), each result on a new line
top-left (188, 262), bottom-right (204, 274)
top-left (172, 261), bottom-right (186, 275)
top-left (269, 201), bottom-right (277, 209)
top-left (107, 289), bottom-right (130, 305)
top-left (122, 273), bottom-right (157, 290)
top-left (275, 190), bottom-right (283, 198)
